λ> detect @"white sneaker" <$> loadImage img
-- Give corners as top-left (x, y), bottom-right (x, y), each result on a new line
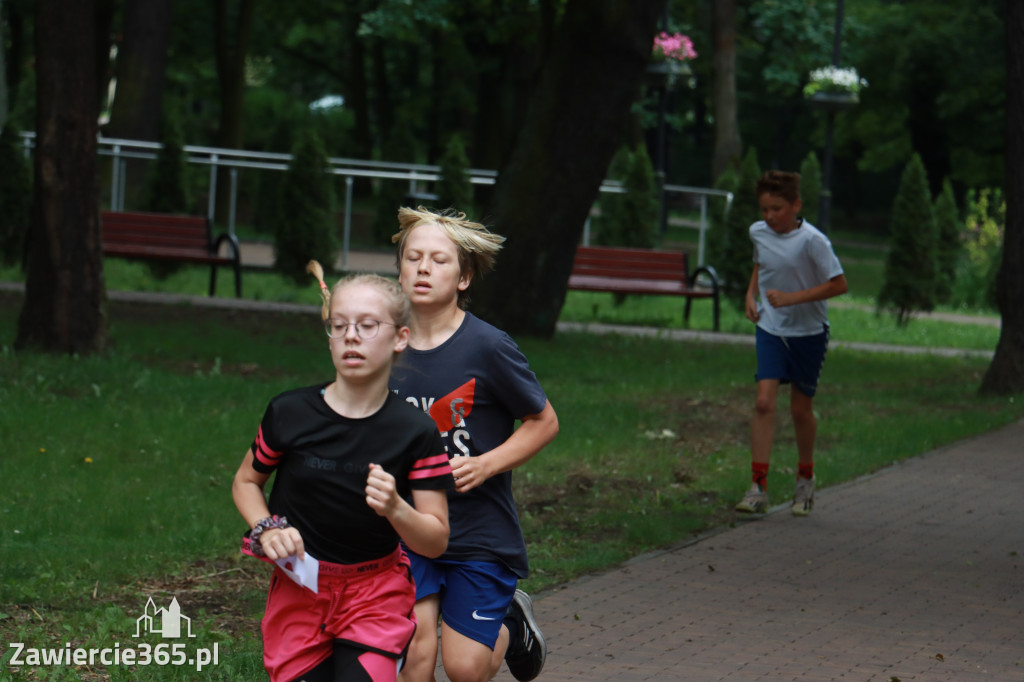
top-left (735, 484), bottom-right (768, 513)
top-left (792, 476), bottom-right (815, 516)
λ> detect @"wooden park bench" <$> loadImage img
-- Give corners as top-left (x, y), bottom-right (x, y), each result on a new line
top-left (568, 245), bottom-right (721, 331)
top-left (101, 211), bottom-right (242, 297)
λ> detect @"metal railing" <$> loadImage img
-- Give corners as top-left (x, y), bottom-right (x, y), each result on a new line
top-left (588, 181), bottom-right (733, 266)
top-left (19, 132), bottom-right (729, 267)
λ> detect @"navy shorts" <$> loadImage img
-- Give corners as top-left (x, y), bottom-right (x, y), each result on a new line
top-left (408, 555), bottom-right (517, 649)
top-left (755, 325), bottom-right (830, 397)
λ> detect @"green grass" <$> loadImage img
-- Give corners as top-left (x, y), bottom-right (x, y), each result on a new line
top-left (0, 235), bottom-right (1016, 680)
top-left (560, 289), bottom-right (1000, 351)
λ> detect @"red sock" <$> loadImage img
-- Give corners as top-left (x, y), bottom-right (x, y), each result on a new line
top-left (752, 462), bottom-right (769, 490)
top-left (798, 462), bottom-right (814, 480)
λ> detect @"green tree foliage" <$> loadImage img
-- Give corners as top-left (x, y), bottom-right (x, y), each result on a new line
top-left (0, 125), bottom-right (31, 268)
top-left (848, 1), bottom-right (1004, 191)
top-left (748, 1), bottom-right (832, 98)
top-left (273, 128), bottom-right (338, 284)
top-left (952, 188), bottom-right (1003, 310)
top-left (799, 152), bottom-right (822, 226)
top-left (878, 154), bottom-right (937, 325)
top-left (594, 144), bottom-right (658, 248)
top-left (436, 134), bottom-right (473, 213)
top-left (709, 147), bottom-right (760, 309)
top-left (932, 177), bottom-right (960, 304)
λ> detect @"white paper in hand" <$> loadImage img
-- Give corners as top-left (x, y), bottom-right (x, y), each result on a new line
top-left (275, 553), bottom-right (319, 593)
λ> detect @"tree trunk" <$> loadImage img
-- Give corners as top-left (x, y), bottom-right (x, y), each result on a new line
top-left (213, 0), bottom-right (255, 222)
top-left (16, 0), bottom-right (107, 355)
top-left (105, 0), bottom-right (172, 141)
top-left (103, 0), bottom-right (170, 209)
top-left (346, 11), bottom-right (372, 163)
top-left (980, 3), bottom-right (1024, 395)
top-left (474, 0), bottom-right (666, 337)
top-left (711, 0), bottom-right (741, 180)
top-left (0, 0), bottom-right (7, 129)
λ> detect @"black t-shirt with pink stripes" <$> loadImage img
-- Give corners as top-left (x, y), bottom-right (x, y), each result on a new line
top-left (251, 386), bottom-right (452, 564)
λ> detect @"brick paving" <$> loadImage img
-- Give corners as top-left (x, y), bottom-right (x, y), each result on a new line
top-left (479, 420), bottom-right (1024, 681)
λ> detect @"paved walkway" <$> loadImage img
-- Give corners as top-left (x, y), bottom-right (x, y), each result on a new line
top-left (482, 420), bottom-right (1023, 681)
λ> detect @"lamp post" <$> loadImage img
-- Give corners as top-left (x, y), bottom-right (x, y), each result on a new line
top-left (655, 6), bottom-right (670, 235)
top-left (818, 0), bottom-right (845, 234)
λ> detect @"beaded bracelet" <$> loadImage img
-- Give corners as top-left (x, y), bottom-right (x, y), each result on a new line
top-left (249, 515), bottom-right (290, 556)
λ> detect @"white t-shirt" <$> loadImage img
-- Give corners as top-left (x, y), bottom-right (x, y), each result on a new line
top-left (750, 219), bottom-right (844, 337)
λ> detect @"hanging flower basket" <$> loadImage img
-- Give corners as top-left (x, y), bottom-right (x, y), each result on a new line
top-left (807, 91), bottom-right (859, 111)
top-left (648, 32), bottom-right (696, 87)
top-left (804, 66), bottom-right (866, 112)
top-left (646, 60), bottom-right (692, 76)
top-left (652, 32), bottom-right (697, 63)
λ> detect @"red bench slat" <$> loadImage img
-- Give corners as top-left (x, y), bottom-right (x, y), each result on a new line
top-left (568, 245), bottom-right (720, 330)
top-left (101, 210), bottom-right (242, 297)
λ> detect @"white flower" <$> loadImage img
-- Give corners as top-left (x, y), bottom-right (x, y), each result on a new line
top-left (804, 66), bottom-right (868, 97)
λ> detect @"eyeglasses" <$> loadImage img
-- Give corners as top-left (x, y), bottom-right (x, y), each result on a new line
top-left (324, 319), bottom-right (394, 339)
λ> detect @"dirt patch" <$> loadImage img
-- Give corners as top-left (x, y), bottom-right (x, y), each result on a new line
top-left (124, 558), bottom-right (271, 638)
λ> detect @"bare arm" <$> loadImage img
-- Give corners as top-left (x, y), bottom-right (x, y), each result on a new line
top-left (232, 448), bottom-right (305, 559)
top-left (449, 400), bottom-right (559, 493)
top-left (764, 273), bottom-right (848, 309)
top-left (745, 264), bottom-right (761, 323)
top-left (365, 464), bottom-right (449, 558)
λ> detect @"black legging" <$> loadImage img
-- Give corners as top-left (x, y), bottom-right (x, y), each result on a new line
top-left (289, 641), bottom-right (400, 682)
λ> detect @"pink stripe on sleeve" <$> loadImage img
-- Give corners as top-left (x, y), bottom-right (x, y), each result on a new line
top-left (409, 452), bottom-right (452, 480)
top-left (253, 425), bottom-right (283, 468)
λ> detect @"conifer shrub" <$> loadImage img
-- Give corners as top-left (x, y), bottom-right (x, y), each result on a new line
top-left (436, 134), bottom-right (473, 213)
top-left (877, 153), bottom-right (937, 325)
top-left (273, 128), bottom-right (338, 284)
top-left (0, 126), bottom-right (31, 268)
top-left (141, 117), bottom-right (192, 279)
top-left (594, 144), bottom-right (658, 248)
top-left (708, 148), bottom-right (760, 309)
top-left (951, 188), bottom-right (1003, 310)
top-left (144, 117), bottom-right (190, 214)
top-left (799, 152), bottom-right (822, 227)
top-left (932, 177), bottom-right (961, 304)
top-left (373, 121), bottom-right (419, 244)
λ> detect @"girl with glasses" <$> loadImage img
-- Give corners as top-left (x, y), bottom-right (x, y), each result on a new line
top-left (232, 269), bottom-right (454, 682)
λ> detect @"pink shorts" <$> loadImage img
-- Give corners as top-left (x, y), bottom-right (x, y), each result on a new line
top-left (260, 547), bottom-right (417, 682)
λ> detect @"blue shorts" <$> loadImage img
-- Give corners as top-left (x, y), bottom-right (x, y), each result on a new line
top-left (408, 555), bottom-right (517, 649)
top-left (755, 325), bottom-right (830, 397)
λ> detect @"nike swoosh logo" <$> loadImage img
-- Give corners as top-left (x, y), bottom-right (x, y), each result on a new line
top-left (471, 610), bottom-right (498, 621)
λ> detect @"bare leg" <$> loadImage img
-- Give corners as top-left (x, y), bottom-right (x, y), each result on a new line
top-left (751, 379), bottom-right (780, 467)
top-left (398, 596), bottom-right (440, 682)
top-left (439, 620), bottom-right (509, 682)
top-left (790, 385), bottom-right (817, 469)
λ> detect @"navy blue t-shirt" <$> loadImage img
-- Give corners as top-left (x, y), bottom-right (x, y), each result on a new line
top-left (389, 313), bottom-right (548, 578)
top-left (251, 386), bottom-right (452, 564)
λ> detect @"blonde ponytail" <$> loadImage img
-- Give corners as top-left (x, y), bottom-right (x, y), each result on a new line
top-left (306, 260), bottom-right (331, 320)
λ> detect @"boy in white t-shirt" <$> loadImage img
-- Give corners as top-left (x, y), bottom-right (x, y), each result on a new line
top-left (735, 171), bottom-right (848, 516)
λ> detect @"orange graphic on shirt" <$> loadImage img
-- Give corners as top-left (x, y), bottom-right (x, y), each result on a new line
top-left (428, 379), bottom-right (475, 433)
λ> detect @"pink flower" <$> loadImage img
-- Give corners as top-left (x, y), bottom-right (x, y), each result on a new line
top-left (653, 32), bottom-right (697, 62)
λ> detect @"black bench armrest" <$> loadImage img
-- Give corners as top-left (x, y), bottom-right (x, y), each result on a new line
top-left (211, 232), bottom-right (242, 297)
top-left (213, 232), bottom-right (241, 263)
top-left (690, 264), bottom-right (719, 291)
